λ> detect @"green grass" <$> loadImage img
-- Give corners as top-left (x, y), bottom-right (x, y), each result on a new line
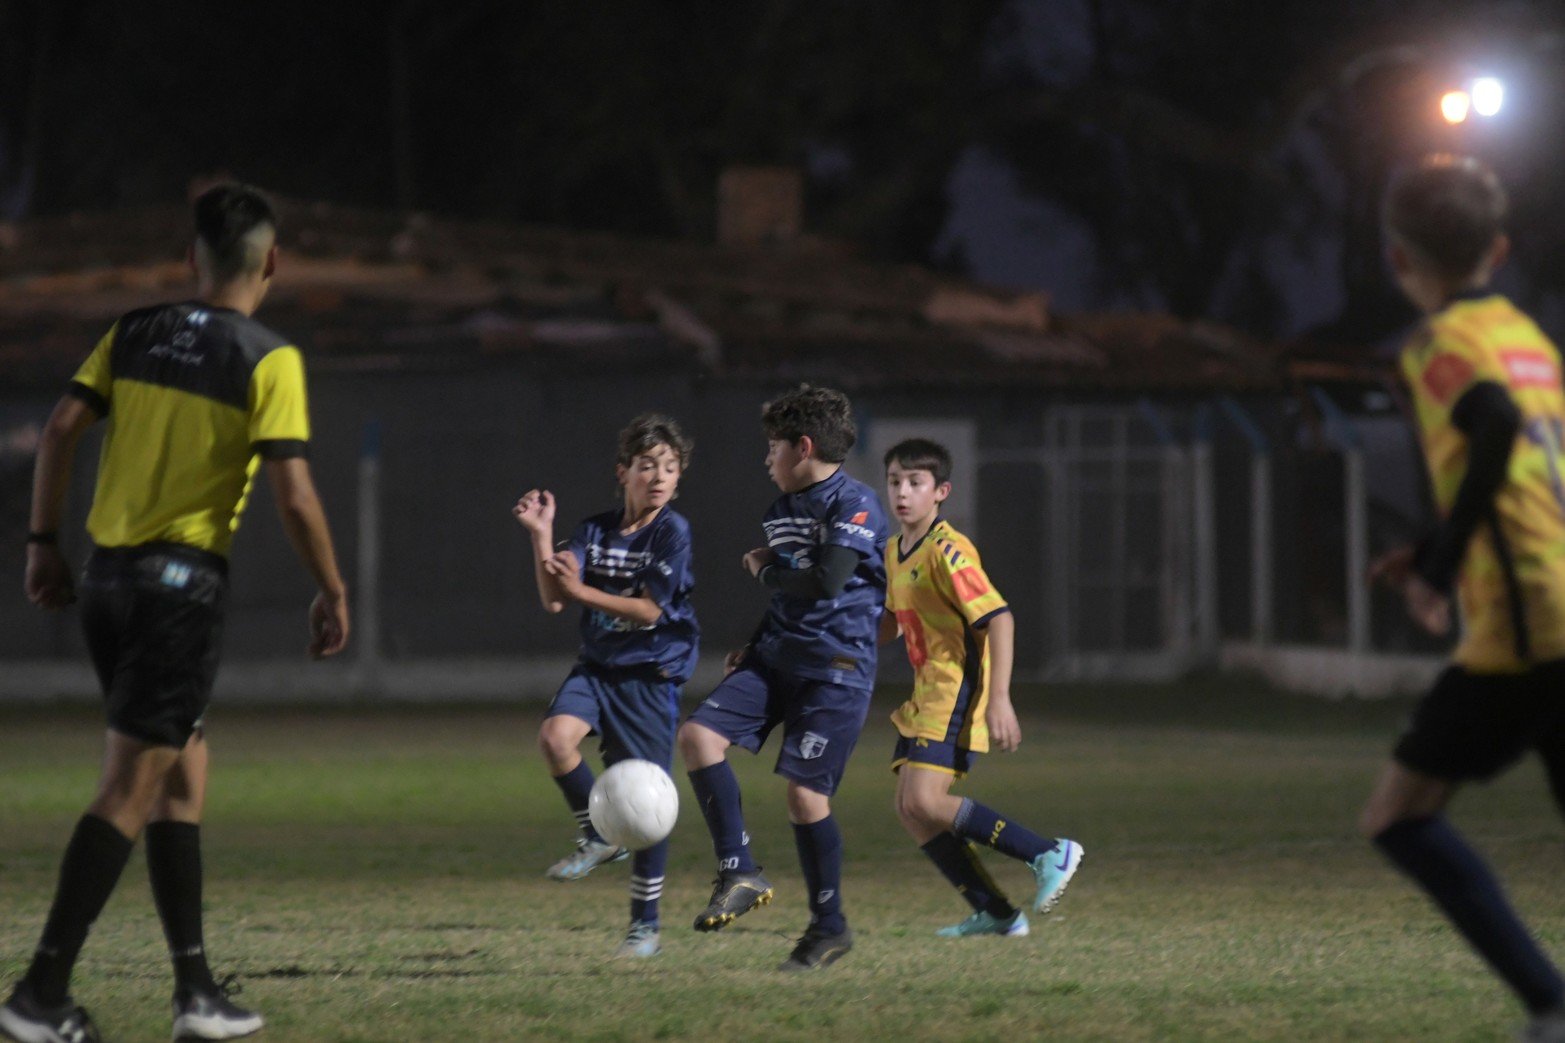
top-left (0, 675), bottom-right (1560, 1041)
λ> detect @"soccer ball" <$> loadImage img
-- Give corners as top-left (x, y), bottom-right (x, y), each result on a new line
top-left (588, 759), bottom-right (679, 851)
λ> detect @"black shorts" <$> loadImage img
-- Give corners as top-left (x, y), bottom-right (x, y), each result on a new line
top-left (1394, 659), bottom-right (1565, 783)
top-left (80, 542), bottom-right (229, 748)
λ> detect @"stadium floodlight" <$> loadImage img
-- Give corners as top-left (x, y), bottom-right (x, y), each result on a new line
top-left (1471, 77), bottom-right (1504, 117)
top-left (1440, 89), bottom-right (1472, 124)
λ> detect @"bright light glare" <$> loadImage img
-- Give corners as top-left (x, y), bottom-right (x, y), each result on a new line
top-left (1471, 77), bottom-right (1504, 117)
top-left (1441, 90), bottom-right (1471, 124)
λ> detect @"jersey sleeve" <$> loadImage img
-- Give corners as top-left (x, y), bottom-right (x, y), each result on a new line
top-left (822, 490), bottom-right (882, 558)
top-left (248, 346), bottom-right (310, 458)
top-left (567, 520), bottom-right (594, 582)
top-left (67, 324), bottom-right (118, 415)
top-left (638, 524), bottom-right (692, 610)
top-left (931, 537), bottom-right (1009, 627)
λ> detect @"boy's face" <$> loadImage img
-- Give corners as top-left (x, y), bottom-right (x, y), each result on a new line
top-left (885, 461), bottom-right (949, 528)
top-left (617, 442), bottom-right (682, 512)
top-left (765, 436), bottom-right (811, 492)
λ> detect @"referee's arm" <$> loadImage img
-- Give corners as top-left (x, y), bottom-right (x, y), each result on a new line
top-left (265, 457), bottom-right (350, 657)
top-left (24, 395), bottom-right (99, 609)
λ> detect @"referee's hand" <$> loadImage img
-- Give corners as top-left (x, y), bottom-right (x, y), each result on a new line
top-left (24, 544), bottom-right (75, 610)
top-left (308, 589), bottom-right (350, 658)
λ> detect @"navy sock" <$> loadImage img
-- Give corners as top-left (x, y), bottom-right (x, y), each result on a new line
top-left (952, 798), bottom-right (1056, 864)
top-left (792, 816), bottom-right (846, 935)
top-left (552, 760), bottom-right (603, 843)
top-left (920, 832), bottom-right (1015, 918)
top-left (1375, 815), bottom-right (1565, 1014)
top-left (145, 821), bottom-right (217, 992)
top-left (25, 814), bottom-right (135, 1006)
top-left (630, 839), bottom-right (669, 928)
top-left (687, 762), bottom-right (757, 874)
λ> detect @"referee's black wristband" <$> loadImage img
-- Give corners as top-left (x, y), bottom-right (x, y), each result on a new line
top-left (756, 563), bottom-right (775, 586)
top-left (26, 531), bottom-right (58, 546)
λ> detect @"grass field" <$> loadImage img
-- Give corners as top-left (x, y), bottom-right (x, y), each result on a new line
top-left (2, 676), bottom-right (1562, 1042)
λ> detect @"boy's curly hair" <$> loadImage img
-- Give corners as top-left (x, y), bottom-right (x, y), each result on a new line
top-left (761, 384), bottom-right (856, 463)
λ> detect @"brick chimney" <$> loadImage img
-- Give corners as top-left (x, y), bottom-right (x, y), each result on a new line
top-left (717, 166), bottom-right (803, 247)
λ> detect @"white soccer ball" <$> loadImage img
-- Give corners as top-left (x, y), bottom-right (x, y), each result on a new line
top-left (588, 759), bottom-right (679, 851)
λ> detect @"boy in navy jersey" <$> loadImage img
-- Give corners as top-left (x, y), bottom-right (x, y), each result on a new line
top-left (513, 413), bottom-right (699, 958)
top-left (678, 384), bottom-right (889, 970)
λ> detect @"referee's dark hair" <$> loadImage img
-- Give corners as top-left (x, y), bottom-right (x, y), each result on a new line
top-left (193, 183), bottom-right (277, 282)
top-left (1384, 154), bottom-right (1507, 281)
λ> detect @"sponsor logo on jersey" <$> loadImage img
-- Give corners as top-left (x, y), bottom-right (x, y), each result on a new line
top-left (1501, 349), bottom-right (1561, 389)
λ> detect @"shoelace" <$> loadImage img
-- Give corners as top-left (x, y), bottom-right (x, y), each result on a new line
top-left (214, 973), bottom-right (244, 1001)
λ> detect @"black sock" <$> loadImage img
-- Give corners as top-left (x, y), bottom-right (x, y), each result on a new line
top-left (145, 821), bottom-right (217, 992)
top-left (1375, 815), bottom-right (1565, 1014)
top-left (920, 832), bottom-right (1016, 919)
top-left (24, 814), bottom-right (135, 1006)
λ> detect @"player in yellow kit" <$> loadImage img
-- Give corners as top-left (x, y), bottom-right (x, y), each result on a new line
top-left (880, 439), bottom-right (1081, 938)
top-left (1362, 155), bottom-right (1565, 1041)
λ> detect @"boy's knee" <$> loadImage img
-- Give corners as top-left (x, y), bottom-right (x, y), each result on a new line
top-left (536, 720), bottom-right (578, 769)
top-left (677, 721), bottom-right (725, 765)
top-left (787, 783), bottom-right (830, 823)
top-left (895, 790), bottom-right (937, 831)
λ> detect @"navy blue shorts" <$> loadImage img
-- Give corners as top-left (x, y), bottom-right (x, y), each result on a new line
top-left (891, 735), bottom-right (979, 778)
top-left (546, 664), bottom-right (680, 769)
top-left (685, 659), bottom-right (870, 797)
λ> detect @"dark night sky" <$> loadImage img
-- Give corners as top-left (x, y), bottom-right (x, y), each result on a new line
top-left (5, 0), bottom-right (1565, 347)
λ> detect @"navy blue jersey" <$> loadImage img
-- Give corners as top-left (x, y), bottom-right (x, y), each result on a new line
top-left (751, 470), bottom-right (889, 690)
top-left (567, 507), bottom-right (700, 683)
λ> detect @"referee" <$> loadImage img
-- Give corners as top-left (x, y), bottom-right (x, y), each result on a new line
top-left (3, 184), bottom-right (349, 1043)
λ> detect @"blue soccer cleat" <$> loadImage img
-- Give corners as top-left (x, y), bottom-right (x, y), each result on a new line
top-left (935, 908), bottom-right (1030, 938)
top-left (614, 921), bottom-right (661, 959)
top-left (1029, 839), bottom-right (1084, 915)
top-left (547, 837), bottom-right (629, 881)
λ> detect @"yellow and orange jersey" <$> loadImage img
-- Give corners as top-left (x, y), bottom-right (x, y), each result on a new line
top-left (1401, 292), bottom-right (1565, 671)
top-left (885, 518), bottom-right (1010, 750)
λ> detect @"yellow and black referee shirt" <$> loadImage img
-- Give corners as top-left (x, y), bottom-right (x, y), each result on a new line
top-left (68, 302), bottom-right (310, 558)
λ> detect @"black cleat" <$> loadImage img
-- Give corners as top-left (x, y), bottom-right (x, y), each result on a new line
top-left (0, 981), bottom-right (101, 1043)
top-left (692, 869), bottom-right (774, 932)
top-left (172, 977), bottom-right (263, 1041)
top-left (778, 923), bottom-right (853, 971)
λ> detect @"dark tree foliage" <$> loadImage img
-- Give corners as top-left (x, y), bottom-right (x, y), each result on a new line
top-left (4, 0), bottom-right (1565, 342)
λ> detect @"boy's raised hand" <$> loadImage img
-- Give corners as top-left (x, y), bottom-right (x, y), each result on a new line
top-left (512, 489), bottom-right (556, 533)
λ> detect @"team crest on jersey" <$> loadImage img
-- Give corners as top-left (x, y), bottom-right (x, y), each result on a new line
top-left (799, 732), bottom-right (829, 759)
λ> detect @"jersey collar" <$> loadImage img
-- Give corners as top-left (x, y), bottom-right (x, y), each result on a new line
top-left (897, 515), bottom-right (944, 563)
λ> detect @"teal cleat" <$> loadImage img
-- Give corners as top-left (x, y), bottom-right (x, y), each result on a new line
top-left (936, 908), bottom-right (1030, 938)
top-left (1030, 839), bottom-right (1084, 915)
top-left (547, 837), bottom-right (629, 881)
top-left (614, 921), bottom-right (662, 959)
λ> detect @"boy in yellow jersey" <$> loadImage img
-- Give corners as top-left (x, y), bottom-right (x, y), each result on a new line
top-left (4, 185), bottom-right (349, 1043)
top-left (880, 439), bottom-right (1081, 938)
top-left (1363, 154), bottom-right (1565, 1041)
